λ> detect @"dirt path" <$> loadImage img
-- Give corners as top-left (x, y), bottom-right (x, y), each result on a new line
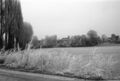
top-left (0, 69), bottom-right (81, 81)
top-left (0, 69), bottom-right (119, 81)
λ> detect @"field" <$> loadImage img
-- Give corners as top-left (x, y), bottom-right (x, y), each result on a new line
top-left (47, 46), bottom-right (120, 55)
top-left (1, 46), bottom-right (120, 80)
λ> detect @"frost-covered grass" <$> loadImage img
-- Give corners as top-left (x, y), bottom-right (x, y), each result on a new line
top-left (1, 47), bottom-right (120, 79)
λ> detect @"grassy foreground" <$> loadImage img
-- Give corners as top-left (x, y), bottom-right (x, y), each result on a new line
top-left (0, 47), bottom-right (120, 80)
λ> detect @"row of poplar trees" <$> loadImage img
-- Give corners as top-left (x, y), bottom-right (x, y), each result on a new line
top-left (0, 0), bottom-right (33, 50)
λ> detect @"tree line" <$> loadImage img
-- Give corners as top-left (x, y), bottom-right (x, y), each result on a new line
top-left (0, 0), bottom-right (33, 50)
top-left (31, 30), bottom-right (120, 49)
top-left (0, 0), bottom-right (120, 50)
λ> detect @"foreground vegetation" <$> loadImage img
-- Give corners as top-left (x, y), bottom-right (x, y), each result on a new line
top-left (0, 47), bottom-right (119, 80)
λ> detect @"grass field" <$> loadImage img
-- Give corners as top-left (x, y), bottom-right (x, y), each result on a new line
top-left (2, 46), bottom-right (120, 80)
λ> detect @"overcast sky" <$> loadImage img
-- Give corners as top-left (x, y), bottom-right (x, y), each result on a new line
top-left (20, 0), bottom-right (120, 39)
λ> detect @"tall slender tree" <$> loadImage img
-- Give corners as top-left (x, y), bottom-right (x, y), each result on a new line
top-left (0, 0), bottom-right (3, 49)
top-left (3, 0), bottom-right (23, 50)
top-left (0, 0), bottom-right (33, 50)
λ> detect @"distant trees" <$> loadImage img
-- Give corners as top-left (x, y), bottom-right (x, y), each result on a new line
top-left (31, 36), bottom-right (40, 49)
top-left (101, 34), bottom-right (120, 44)
top-left (70, 35), bottom-right (81, 47)
top-left (81, 35), bottom-right (88, 46)
top-left (57, 36), bottom-right (71, 47)
top-left (87, 30), bottom-right (100, 46)
top-left (32, 29), bottom-right (120, 49)
top-left (42, 35), bottom-right (57, 48)
top-left (101, 34), bottom-right (108, 42)
top-left (109, 34), bottom-right (120, 43)
top-left (34, 30), bottom-right (101, 48)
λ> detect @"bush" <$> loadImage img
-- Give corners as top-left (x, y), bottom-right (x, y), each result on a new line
top-left (31, 36), bottom-right (40, 49)
top-left (42, 35), bottom-right (57, 48)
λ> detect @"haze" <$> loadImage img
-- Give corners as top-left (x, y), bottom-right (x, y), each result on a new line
top-left (20, 0), bottom-right (120, 39)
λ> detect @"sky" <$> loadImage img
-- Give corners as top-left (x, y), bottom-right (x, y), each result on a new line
top-left (20, 0), bottom-right (120, 39)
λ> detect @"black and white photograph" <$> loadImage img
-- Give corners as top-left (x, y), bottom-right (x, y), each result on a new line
top-left (0, 0), bottom-right (120, 81)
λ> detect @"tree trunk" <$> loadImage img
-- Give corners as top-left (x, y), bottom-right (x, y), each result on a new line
top-left (4, 32), bottom-right (8, 50)
top-left (0, 36), bottom-right (3, 49)
top-left (7, 32), bottom-right (14, 50)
